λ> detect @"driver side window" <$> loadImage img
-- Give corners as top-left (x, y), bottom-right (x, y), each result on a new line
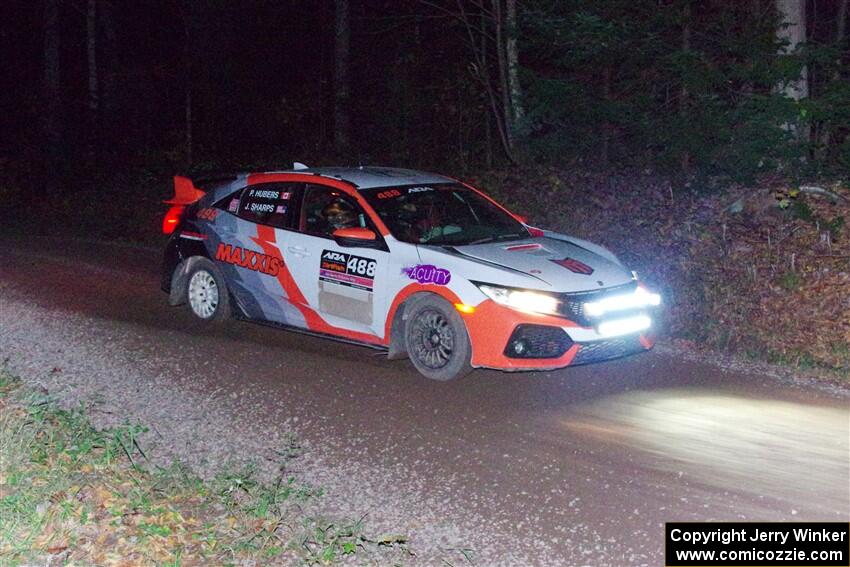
top-left (300, 184), bottom-right (369, 238)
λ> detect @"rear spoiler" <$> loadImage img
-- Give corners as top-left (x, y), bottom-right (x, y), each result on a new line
top-left (164, 176), bottom-right (205, 205)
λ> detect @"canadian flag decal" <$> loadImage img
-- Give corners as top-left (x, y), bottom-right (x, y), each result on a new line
top-left (550, 257), bottom-right (594, 275)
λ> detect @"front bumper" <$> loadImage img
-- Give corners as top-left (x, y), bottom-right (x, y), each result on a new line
top-left (460, 299), bottom-right (654, 371)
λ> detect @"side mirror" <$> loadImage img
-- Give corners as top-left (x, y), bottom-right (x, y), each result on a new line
top-left (332, 227), bottom-right (381, 248)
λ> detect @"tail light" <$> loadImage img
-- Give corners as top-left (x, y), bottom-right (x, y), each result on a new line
top-left (162, 205), bottom-right (186, 234)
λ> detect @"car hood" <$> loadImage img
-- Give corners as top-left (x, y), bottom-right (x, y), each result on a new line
top-left (449, 237), bottom-right (634, 292)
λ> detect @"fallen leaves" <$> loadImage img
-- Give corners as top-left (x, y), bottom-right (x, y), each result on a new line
top-left (0, 376), bottom-right (411, 566)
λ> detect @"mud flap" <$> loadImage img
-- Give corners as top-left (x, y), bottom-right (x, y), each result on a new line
top-left (385, 303), bottom-right (409, 360)
top-left (168, 258), bottom-right (193, 306)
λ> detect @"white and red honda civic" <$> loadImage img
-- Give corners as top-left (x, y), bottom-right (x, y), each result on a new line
top-left (161, 165), bottom-right (661, 381)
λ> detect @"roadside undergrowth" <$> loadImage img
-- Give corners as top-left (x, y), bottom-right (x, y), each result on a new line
top-left (0, 369), bottom-right (409, 566)
top-left (476, 168), bottom-right (850, 378)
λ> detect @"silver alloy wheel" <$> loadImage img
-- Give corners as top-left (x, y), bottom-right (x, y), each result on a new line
top-left (409, 308), bottom-right (455, 369)
top-left (188, 270), bottom-right (219, 319)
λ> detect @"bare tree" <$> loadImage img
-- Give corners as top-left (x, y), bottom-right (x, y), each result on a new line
top-left (492, 0), bottom-right (512, 152)
top-left (179, 2), bottom-right (194, 166)
top-left (99, 0), bottom-right (117, 134)
top-left (87, 0), bottom-right (99, 115)
top-left (505, 0), bottom-right (524, 139)
top-left (835, 0), bottom-right (847, 79)
top-left (776, 0), bottom-right (808, 100)
top-left (680, 0), bottom-right (692, 172)
top-left (334, 0), bottom-right (351, 154)
top-left (416, 0), bottom-right (518, 162)
top-left (86, 0), bottom-right (99, 159)
top-left (43, 0), bottom-right (62, 193)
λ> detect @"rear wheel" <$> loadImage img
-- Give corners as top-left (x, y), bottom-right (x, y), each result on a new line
top-left (185, 259), bottom-right (230, 321)
top-left (404, 295), bottom-right (472, 381)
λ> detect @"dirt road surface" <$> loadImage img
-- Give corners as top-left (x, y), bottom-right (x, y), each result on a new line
top-left (1, 236), bottom-right (847, 566)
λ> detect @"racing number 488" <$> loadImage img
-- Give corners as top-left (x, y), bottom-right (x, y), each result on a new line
top-left (348, 257), bottom-right (376, 277)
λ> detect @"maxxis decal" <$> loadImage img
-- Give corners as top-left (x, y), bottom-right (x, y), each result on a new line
top-left (215, 242), bottom-right (281, 276)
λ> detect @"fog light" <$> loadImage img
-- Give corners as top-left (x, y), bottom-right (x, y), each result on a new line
top-left (512, 339), bottom-right (529, 356)
top-left (597, 315), bottom-right (652, 338)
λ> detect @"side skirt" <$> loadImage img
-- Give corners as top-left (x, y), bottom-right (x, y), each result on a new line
top-left (232, 313), bottom-right (389, 353)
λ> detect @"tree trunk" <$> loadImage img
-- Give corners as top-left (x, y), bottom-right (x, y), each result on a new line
top-left (333, 0), bottom-right (351, 154)
top-left (482, 10), bottom-right (493, 168)
top-left (86, 0), bottom-right (99, 160)
top-left (505, 0), bottom-right (524, 139)
top-left (776, 0), bottom-right (808, 100)
top-left (183, 6), bottom-right (193, 166)
top-left (43, 0), bottom-right (62, 194)
top-left (680, 0), bottom-right (692, 173)
top-left (87, 0), bottom-right (98, 114)
top-left (819, 0), bottom-right (848, 155)
top-left (99, 0), bottom-right (116, 128)
top-left (492, 0), bottom-right (514, 153)
top-left (185, 80), bottom-right (193, 166)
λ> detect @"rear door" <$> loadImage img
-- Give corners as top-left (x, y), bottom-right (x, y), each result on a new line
top-left (210, 182), bottom-right (302, 325)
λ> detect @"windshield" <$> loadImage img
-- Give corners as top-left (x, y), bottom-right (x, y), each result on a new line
top-left (362, 184), bottom-right (528, 246)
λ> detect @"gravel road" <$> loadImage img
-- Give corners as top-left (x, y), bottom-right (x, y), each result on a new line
top-left (1, 236), bottom-right (847, 566)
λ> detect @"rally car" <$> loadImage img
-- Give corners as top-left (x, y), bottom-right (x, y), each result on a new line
top-left (161, 165), bottom-right (660, 381)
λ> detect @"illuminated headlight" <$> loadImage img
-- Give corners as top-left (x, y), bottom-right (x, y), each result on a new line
top-left (597, 315), bottom-right (652, 337)
top-left (584, 286), bottom-right (661, 317)
top-left (476, 284), bottom-right (560, 315)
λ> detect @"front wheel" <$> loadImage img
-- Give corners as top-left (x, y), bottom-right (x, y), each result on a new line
top-left (404, 295), bottom-right (472, 381)
top-left (185, 258), bottom-right (230, 322)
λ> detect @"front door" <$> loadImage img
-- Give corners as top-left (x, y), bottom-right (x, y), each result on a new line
top-left (282, 183), bottom-right (388, 338)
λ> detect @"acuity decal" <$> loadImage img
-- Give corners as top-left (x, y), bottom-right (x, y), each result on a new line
top-left (403, 264), bottom-right (451, 285)
top-left (320, 250), bottom-right (376, 291)
top-left (550, 257), bottom-right (594, 275)
top-left (215, 243), bottom-right (281, 276)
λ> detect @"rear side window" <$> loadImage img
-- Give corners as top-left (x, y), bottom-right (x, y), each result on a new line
top-left (233, 182), bottom-right (301, 229)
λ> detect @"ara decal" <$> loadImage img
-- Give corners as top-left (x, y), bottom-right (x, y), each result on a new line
top-left (550, 257), bottom-right (594, 275)
top-left (215, 243), bottom-right (281, 276)
top-left (403, 264), bottom-right (451, 285)
top-left (320, 250), bottom-right (376, 292)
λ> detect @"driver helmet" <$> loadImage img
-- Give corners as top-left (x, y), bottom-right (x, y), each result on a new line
top-left (322, 199), bottom-right (357, 230)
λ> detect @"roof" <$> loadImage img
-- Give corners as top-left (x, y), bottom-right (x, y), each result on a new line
top-left (285, 166), bottom-right (455, 190)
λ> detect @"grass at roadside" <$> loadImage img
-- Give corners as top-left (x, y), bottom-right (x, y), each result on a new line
top-left (0, 369), bottom-right (408, 566)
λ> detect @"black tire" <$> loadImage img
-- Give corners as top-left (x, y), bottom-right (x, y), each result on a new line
top-left (403, 294), bottom-right (473, 381)
top-left (185, 258), bottom-right (231, 322)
